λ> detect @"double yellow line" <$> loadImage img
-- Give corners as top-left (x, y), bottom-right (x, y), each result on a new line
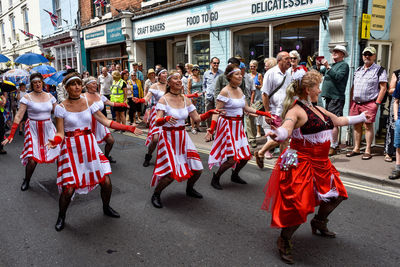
top-left (130, 134), bottom-right (400, 199)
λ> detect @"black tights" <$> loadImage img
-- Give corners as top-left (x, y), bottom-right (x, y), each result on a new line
top-left (214, 157), bottom-right (248, 179)
top-left (58, 175), bottom-right (113, 217)
top-left (104, 135), bottom-right (115, 158)
top-left (147, 134), bottom-right (159, 156)
top-left (24, 158), bottom-right (37, 182)
top-left (280, 196), bottom-right (345, 240)
top-left (154, 170), bottom-right (202, 195)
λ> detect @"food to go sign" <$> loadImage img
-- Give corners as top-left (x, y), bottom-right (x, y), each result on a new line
top-left (133, 0), bottom-right (327, 40)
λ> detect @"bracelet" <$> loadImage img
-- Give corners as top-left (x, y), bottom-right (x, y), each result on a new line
top-left (375, 102), bottom-right (381, 106)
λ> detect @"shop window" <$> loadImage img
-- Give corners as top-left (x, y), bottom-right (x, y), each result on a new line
top-left (173, 41), bottom-right (188, 68)
top-left (233, 27), bottom-right (269, 72)
top-left (191, 34), bottom-right (210, 73)
top-left (273, 21), bottom-right (319, 65)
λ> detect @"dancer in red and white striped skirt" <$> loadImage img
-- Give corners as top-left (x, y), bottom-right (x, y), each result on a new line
top-left (150, 70), bottom-right (219, 208)
top-left (2, 73), bottom-right (60, 191)
top-left (47, 72), bottom-right (142, 232)
top-left (83, 76), bottom-right (129, 163)
top-left (134, 68), bottom-right (167, 167)
top-left (205, 65), bottom-right (271, 190)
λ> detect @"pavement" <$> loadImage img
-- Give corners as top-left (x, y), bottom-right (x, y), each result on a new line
top-left (136, 123), bottom-right (400, 189)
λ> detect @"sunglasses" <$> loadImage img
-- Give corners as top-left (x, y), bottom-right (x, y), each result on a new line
top-left (212, 62), bottom-right (220, 64)
top-left (289, 57), bottom-right (297, 60)
top-left (363, 52), bottom-right (373, 57)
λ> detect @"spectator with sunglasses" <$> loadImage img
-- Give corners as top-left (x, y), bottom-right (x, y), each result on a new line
top-left (347, 46), bottom-right (387, 160)
top-left (203, 57), bottom-right (223, 129)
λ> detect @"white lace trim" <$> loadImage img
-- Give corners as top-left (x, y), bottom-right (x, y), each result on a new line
top-left (314, 174), bottom-right (339, 202)
top-left (292, 129), bottom-right (332, 144)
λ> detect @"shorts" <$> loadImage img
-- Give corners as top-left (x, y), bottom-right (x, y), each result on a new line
top-left (349, 100), bottom-right (378, 123)
top-left (113, 106), bottom-right (126, 112)
top-left (325, 98), bottom-right (345, 117)
top-left (395, 120), bottom-right (400, 148)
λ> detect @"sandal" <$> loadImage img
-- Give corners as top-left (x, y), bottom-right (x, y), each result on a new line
top-left (361, 153), bottom-right (372, 160)
top-left (346, 151), bottom-right (361, 157)
top-left (254, 151), bottom-right (264, 169)
top-left (384, 154), bottom-right (393, 162)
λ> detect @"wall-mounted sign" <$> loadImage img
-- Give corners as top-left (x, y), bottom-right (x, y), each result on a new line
top-left (42, 37), bottom-right (73, 49)
top-left (84, 20), bottom-right (125, 49)
top-left (133, 0), bottom-right (328, 40)
top-left (371, 0), bottom-right (387, 31)
top-left (361, 13), bottom-right (371, 40)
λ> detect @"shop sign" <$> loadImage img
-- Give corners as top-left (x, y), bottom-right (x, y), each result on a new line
top-left (133, 0), bottom-right (328, 40)
top-left (42, 37), bottom-right (73, 49)
top-left (361, 13), bottom-right (371, 40)
top-left (84, 21), bottom-right (125, 49)
top-left (371, 0), bottom-right (387, 31)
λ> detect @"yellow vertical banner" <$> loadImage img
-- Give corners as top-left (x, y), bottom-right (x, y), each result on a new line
top-left (371, 0), bottom-right (387, 31)
top-left (361, 14), bottom-right (371, 39)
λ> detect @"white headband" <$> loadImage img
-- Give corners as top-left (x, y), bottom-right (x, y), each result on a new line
top-left (158, 69), bottom-right (167, 76)
top-left (167, 73), bottom-right (181, 81)
top-left (31, 77), bottom-right (42, 82)
top-left (85, 79), bottom-right (97, 86)
top-left (65, 76), bottom-right (82, 86)
top-left (227, 69), bottom-right (240, 76)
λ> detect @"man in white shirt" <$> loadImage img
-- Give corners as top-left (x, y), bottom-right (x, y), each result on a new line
top-left (98, 67), bottom-right (114, 119)
top-left (255, 51), bottom-right (292, 168)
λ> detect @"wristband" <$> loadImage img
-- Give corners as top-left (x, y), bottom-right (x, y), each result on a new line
top-left (155, 116), bottom-right (171, 126)
top-left (110, 121), bottom-right (136, 133)
top-left (7, 123), bottom-right (18, 140)
top-left (375, 102), bottom-right (381, 106)
top-left (199, 109), bottom-right (215, 121)
top-left (51, 135), bottom-right (63, 145)
top-left (113, 102), bottom-right (129, 108)
top-left (255, 110), bottom-right (272, 118)
top-left (347, 112), bottom-right (367, 125)
top-left (136, 98), bottom-right (146, 104)
top-left (208, 120), bottom-right (217, 134)
top-left (186, 93), bottom-right (199, 98)
top-left (274, 127), bottom-right (289, 142)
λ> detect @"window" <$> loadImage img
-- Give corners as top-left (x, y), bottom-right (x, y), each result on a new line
top-left (8, 0), bottom-right (11, 8)
top-left (9, 14), bottom-right (15, 42)
top-left (92, 0), bottom-right (110, 18)
top-left (191, 34), bottom-right (210, 73)
top-left (22, 6), bottom-right (29, 33)
top-left (54, 0), bottom-right (61, 27)
top-left (0, 21), bottom-right (5, 46)
top-left (0, 1), bottom-right (3, 15)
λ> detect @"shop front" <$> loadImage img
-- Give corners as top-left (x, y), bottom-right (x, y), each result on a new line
top-left (81, 20), bottom-right (126, 76)
top-left (40, 32), bottom-right (78, 71)
top-left (131, 0), bottom-right (329, 72)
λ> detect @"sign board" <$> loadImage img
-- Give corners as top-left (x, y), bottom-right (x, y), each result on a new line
top-left (361, 13), bottom-right (371, 39)
top-left (133, 0), bottom-right (328, 40)
top-left (84, 20), bottom-right (125, 49)
top-left (371, 0), bottom-right (387, 31)
top-left (42, 37), bottom-right (73, 49)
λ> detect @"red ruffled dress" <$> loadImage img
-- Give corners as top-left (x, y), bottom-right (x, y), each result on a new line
top-left (262, 101), bottom-right (348, 228)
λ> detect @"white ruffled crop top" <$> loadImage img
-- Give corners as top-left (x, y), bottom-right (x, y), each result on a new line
top-left (19, 93), bottom-right (56, 121)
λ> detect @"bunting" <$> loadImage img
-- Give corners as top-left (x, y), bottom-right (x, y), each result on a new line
top-left (94, 0), bottom-right (107, 7)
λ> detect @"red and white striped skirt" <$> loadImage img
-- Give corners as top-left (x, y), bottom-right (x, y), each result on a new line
top-left (20, 118), bottom-right (60, 166)
top-left (151, 126), bottom-right (203, 186)
top-left (57, 129), bottom-right (111, 195)
top-left (91, 115), bottom-right (111, 144)
top-left (145, 106), bottom-right (161, 146)
top-left (208, 116), bottom-right (252, 169)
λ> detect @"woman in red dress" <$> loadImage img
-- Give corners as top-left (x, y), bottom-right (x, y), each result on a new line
top-left (262, 70), bottom-right (367, 264)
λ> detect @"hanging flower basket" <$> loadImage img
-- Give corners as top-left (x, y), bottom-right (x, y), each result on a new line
top-left (42, 53), bottom-right (55, 62)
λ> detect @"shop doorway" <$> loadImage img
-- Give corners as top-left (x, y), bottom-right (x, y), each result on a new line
top-left (146, 40), bottom-right (167, 70)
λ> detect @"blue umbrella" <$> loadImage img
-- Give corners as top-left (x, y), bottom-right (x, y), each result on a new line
top-left (3, 69), bottom-right (30, 86)
top-left (32, 65), bottom-right (56, 74)
top-left (0, 54), bottom-right (10, 63)
top-left (44, 70), bottom-right (66, 86)
top-left (15, 53), bottom-right (49, 65)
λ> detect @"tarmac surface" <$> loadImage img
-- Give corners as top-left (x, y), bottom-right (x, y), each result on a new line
top-left (0, 131), bottom-right (399, 266)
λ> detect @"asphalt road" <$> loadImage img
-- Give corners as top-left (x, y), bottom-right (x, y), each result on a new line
top-left (0, 132), bottom-right (400, 266)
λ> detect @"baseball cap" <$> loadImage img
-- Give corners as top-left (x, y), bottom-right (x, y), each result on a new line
top-left (363, 46), bottom-right (376, 55)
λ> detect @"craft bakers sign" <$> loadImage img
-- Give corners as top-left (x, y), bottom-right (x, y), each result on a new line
top-left (133, 0), bottom-right (327, 40)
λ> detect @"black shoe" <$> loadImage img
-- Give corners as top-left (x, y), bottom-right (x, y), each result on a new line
top-left (106, 156), bottom-right (116, 163)
top-left (389, 170), bottom-right (400, 180)
top-left (0, 149), bottom-right (6, 155)
top-left (21, 179), bottom-right (30, 191)
top-left (211, 173), bottom-right (223, 190)
top-left (186, 187), bottom-right (203, 199)
top-left (55, 215), bottom-right (65, 232)
top-left (19, 130), bottom-right (23, 136)
top-left (103, 205), bottom-right (120, 218)
top-left (231, 171), bottom-right (247, 184)
top-left (143, 153), bottom-right (152, 167)
top-left (151, 193), bottom-right (163, 208)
